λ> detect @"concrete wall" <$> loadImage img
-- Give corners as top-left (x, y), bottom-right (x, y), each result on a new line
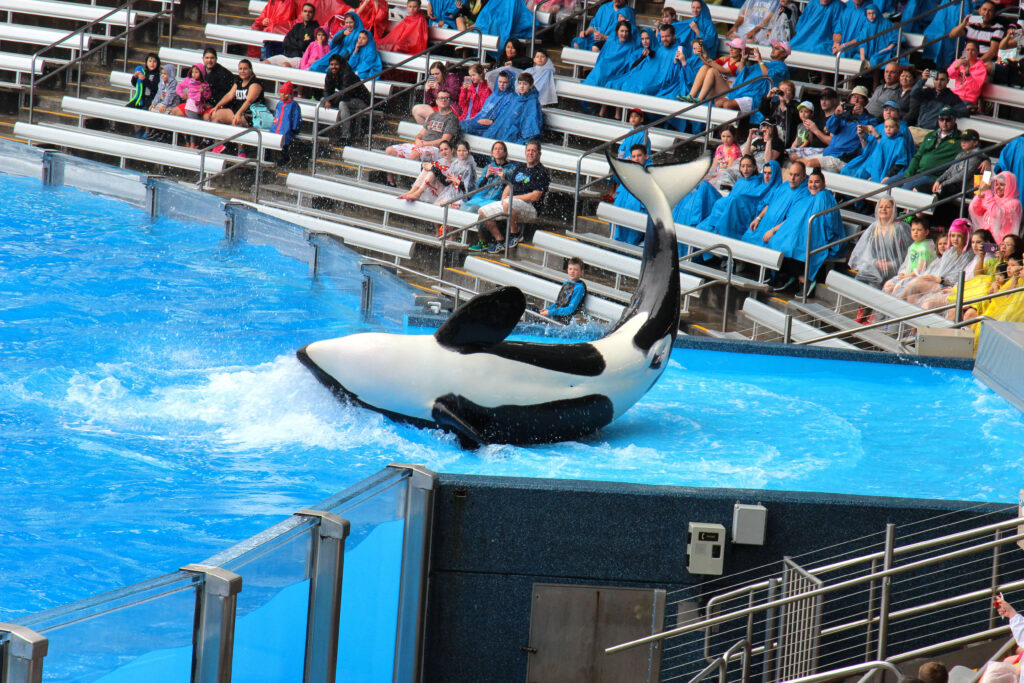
top-left (422, 475), bottom-right (1011, 682)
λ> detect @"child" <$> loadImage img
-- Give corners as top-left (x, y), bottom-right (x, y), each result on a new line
top-left (175, 63), bottom-right (211, 148)
top-left (434, 140), bottom-right (477, 209)
top-left (540, 257), bottom-right (588, 324)
top-left (705, 126), bottom-right (742, 189)
top-left (935, 230), bottom-right (949, 256)
top-left (300, 27), bottom-right (331, 70)
top-left (144, 64), bottom-right (181, 141)
top-left (397, 139), bottom-right (455, 202)
top-left (883, 217), bottom-right (937, 294)
top-left (792, 100), bottom-right (815, 149)
top-left (270, 81), bottom-right (303, 166)
top-left (617, 107), bottom-right (650, 160)
top-left (458, 64), bottom-right (491, 121)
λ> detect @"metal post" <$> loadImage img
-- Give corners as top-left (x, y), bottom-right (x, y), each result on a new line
top-left (763, 578), bottom-right (778, 683)
top-left (991, 528), bottom-right (1003, 629)
top-left (387, 463), bottom-right (438, 683)
top-left (865, 557), bottom-right (877, 663)
top-left (360, 272), bottom-right (373, 320)
top-left (954, 270), bottom-right (966, 324)
top-left (295, 509), bottom-right (351, 683)
top-left (180, 564), bottom-right (243, 683)
top-left (0, 624), bottom-right (47, 683)
top-left (782, 314), bottom-right (793, 344)
top-left (876, 524), bottom-right (895, 661)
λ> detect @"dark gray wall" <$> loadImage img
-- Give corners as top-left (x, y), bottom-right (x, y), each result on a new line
top-left (422, 475), bottom-right (1010, 682)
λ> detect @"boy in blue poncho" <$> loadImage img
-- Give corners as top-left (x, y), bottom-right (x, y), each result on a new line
top-left (482, 72), bottom-right (543, 146)
top-left (462, 71), bottom-right (514, 136)
top-left (270, 81), bottom-right (304, 166)
top-left (841, 117), bottom-right (911, 183)
top-left (789, 0), bottom-right (843, 55)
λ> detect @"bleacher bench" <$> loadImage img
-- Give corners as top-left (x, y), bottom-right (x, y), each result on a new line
top-left (742, 297), bottom-right (857, 349)
top-left (824, 270), bottom-right (954, 331)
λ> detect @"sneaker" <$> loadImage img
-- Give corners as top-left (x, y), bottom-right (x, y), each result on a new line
top-left (468, 240), bottom-right (488, 251)
top-left (508, 233), bottom-right (521, 248)
top-left (238, 151), bottom-right (247, 159)
top-left (771, 276), bottom-right (796, 293)
top-left (486, 240), bottom-right (505, 254)
top-left (211, 144), bottom-right (226, 154)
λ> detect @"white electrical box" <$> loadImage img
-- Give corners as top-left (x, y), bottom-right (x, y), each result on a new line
top-left (732, 503), bottom-right (767, 546)
top-left (686, 522), bottom-right (726, 575)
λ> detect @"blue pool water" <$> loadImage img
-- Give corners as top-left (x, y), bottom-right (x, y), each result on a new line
top-left (3, 174), bottom-right (1024, 620)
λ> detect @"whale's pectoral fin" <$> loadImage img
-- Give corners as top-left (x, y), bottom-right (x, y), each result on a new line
top-left (434, 286), bottom-right (526, 350)
top-left (432, 395), bottom-right (487, 449)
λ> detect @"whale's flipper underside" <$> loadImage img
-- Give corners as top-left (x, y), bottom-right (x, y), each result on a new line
top-left (434, 286), bottom-right (526, 350)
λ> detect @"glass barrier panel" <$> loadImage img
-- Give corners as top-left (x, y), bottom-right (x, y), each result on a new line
top-left (220, 519), bottom-right (317, 683)
top-left (18, 573), bottom-right (196, 682)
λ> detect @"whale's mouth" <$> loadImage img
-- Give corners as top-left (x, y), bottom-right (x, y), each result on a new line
top-left (296, 345), bottom-right (356, 401)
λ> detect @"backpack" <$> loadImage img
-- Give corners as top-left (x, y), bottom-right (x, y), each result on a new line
top-left (248, 102), bottom-right (274, 130)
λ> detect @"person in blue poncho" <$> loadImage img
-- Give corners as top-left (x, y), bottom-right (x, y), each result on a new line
top-left (481, 72), bottom-right (543, 145)
top-left (462, 70), bottom-right (515, 136)
top-left (606, 27), bottom-right (657, 91)
top-left (617, 108), bottom-right (651, 159)
top-left (309, 11), bottom-right (364, 72)
top-left (674, 0), bottom-right (718, 60)
top-left (698, 157), bottom-right (782, 241)
top-left (672, 179), bottom-right (722, 257)
top-left (428, 0), bottom-right (468, 30)
top-left (841, 117), bottom-right (911, 183)
top-left (994, 136), bottom-right (1024, 205)
top-left (583, 20), bottom-right (640, 90)
top-left (346, 30), bottom-right (383, 79)
top-left (789, 0), bottom-right (843, 55)
top-left (573, 0), bottom-right (636, 51)
top-left (476, 0), bottom-right (534, 64)
top-left (615, 25), bottom-right (683, 97)
top-left (845, 5), bottom-right (901, 66)
top-left (900, 0), bottom-right (935, 33)
top-left (612, 144), bottom-right (653, 244)
top-left (922, 0), bottom-right (975, 70)
top-left (766, 170), bottom-right (845, 293)
top-left (877, 100), bottom-right (915, 158)
top-left (833, 0), bottom-right (870, 58)
top-left (744, 160), bottom-right (809, 247)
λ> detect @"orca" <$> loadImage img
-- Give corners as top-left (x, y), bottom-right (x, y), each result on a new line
top-left (297, 151), bottom-right (711, 448)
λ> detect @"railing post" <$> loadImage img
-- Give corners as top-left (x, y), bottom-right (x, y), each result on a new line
top-left (295, 509), bottom-right (351, 683)
top-left (0, 624), bottom-right (47, 683)
top-left (991, 527), bottom-right (1003, 629)
top-left (954, 271), bottom-right (966, 324)
top-left (782, 314), bottom-right (793, 344)
top-left (387, 463), bottom-right (438, 683)
top-left (875, 524), bottom-right (895, 661)
top-left (180, 564), bottom-right (243, 683)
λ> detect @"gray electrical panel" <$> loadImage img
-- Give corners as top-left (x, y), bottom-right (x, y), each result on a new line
top-left (687, 522), bottom-right (726, 575)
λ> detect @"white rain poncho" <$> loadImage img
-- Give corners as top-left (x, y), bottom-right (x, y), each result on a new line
top-left (848, 219), bottom-right (913, 288)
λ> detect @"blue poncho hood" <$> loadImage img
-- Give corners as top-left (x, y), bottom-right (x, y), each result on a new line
top-left (789, 0), bottom-right (843, 55)
top-left (347, 32), bottom-right (383, 79)
top-left (461, 74), bottom-right (516, 135)
top-left (675, 1), bottom-right (718, 59)
top-left (309, 11), bottom-right (364, 72)
top-left (475, 0), bottom-right (534, 62)
top-left (698, 161), bottom-right (782, 240)
top-left (616, 34), bottom-right (681, 96)
top-left (841, 129), bottom-right (912, 182)
top-left (485, 86), bottom-right (542, 145)
top-left (584, 25), bottom-right (641, 86)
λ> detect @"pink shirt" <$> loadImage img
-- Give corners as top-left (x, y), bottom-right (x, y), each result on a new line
top-left (301, 40), bottom-right (331, 70)
top-left (946, 58), bottom-right (987, 104)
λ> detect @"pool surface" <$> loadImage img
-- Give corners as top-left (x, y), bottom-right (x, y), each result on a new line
top-left (2, 174), bottom-right (1024, 619)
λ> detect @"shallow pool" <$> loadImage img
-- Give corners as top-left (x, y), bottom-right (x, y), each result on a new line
top-left (2, 174), bottom-right (1023, 619)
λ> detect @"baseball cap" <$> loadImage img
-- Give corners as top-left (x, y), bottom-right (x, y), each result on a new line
top-left (280, 81), bottom-right (295, 95)
top-left (961, 128), bottom-right (979, 141)
top-left (938, 105), bottom-right (956, 117)
top-left (797, 100), bottom-right (814, 112)
top-left (770, 39), bottom-right (791, 55)
top-left (820, 87), bottom-right (838, 99)
top-left (851, 85), bottom-right (869, 98)
top-left (627, 107), bottom-right (644, 117)
top-left (883, 99), bottom-right (900, 109)
top-left (728, 37), bottom-right (746, 49)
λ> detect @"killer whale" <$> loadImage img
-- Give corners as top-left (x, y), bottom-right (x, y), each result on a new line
top-left (296, 151), bottom-right (711, 447)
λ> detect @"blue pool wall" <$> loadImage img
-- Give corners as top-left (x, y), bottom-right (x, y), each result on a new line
top-left (423, 474), bottom-right (1012, 682)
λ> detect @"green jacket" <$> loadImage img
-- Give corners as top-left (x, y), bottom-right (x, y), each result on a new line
top-left (905, 129), bottom-right (962, 178)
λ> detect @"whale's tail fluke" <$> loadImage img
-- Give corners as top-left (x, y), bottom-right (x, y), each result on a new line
top-left (606, 153), bottom-right (712, 219)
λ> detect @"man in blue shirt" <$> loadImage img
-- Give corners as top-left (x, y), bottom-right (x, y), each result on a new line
top-left (540, 257), bottom-right (587, 324)
top-left (799, 85), bottom-right (877, 173)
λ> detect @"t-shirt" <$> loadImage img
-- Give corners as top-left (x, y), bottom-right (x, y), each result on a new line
top-left (422, 110), bottom-right (460, 143)
top-left (510, 163), bottom-right (550, 201)
top-left (965, 14), bottom-right (1005, 46)
top-left (205, 63), bottom-right (235, 106)
top-left (794, 123), bottom-right (811, 146)
top-left (905, 240), bottom-right (936, 275)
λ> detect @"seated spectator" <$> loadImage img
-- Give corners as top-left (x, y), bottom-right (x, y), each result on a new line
top-left (676, 0), bottom-right (719, 60)
top-left (947, 41), bottom-right (987, 109)
top-left (583, 20), bottom-right (640, 112)
top-left (540, 257), bottom-right (588, 324)
top-left (526, 50), bottom-right (557, 106)
top-left (902, 108), bottom-right (962, 191)
top-left (265, 3), bottom-right (320, 68)
top-left (462, 140), bottom-right (516, 213)
top-left (208, 59), bottom-right (266, 129)
top-left (697, 157), bottom-right (779, 241)
top-left (745, 121), bottom-right (783, 167)
top-left (462, 70), bottom-right (514, 136)
top-left (846, 5), bottom-right (901, 66)
top-left (300, 28), bottom-right (331, 70)
top-left (705, 125), bottom-right (742, 189)
top-left (994, 22), bottom-right (1024, 86)
top-left (356, 0), bottom-right (389, 39)
top-left (881, 216), bottom-right (937, 296)
top-left (766, 0), bottom-right (799, 42)
top-left (475, 0), bottom-right (533, 61)
top-left (481, 72), bottom-right (542, 145)
top-left (322, 54), bottom-right (370, 144)
top-left (767, 169), bottom-right (844, 293)
top-left (249, 0), bottom-right (297, 58)
top-left (491, 39), bottom-right (531, 70)
top-left (968, 253), bottom-right (1024, 323)
top-left (713, 45), bottom-right (774, 113)
top-left (949, 1), bottom-right (1003, 67)
top-left (727, 0), bottom-right (780, 45)
top-left (617, 108), bottom-right (651, 159)
top-left (128, 54), bottom-right (161, 115)
top-left (148, 64), bottom-right (180, 116)
top-left (918, 227), bottom-right (998, 309)
top-left (789, 0), bottom-right (843, 55)
top-left (866, 62), bottom-right (901, 120)
top-left (918, 661), bottom-right (949, 683)
top-left (744, 160), bottom-right (809, 246)
top-left (378, 0), bottom-right (428, 54)
top-left (612, 144), bottom-right (652, 245)
top-left (895, 66), bottom-right (918, 122)
top-left (385, 89), bottom-right (459, 167)
top-left (680, 37), bottom-right (747, 104)
top-left (427, 0), bottom-right (468, 30)
top-left (848, 196), bottom-right (913, 288)
top-left (891, 219), bottom-right (974, 302)
top-left (470, 139), bottom-right (549, 252)
top-left (790, 100), bottom-right (817, 149)
top-left (832, 0), bottom-right (870, 58)
top-left (876, 100), bottom-right (916, 158)
top-left (758, 79), bottom-right (798, 143)
top-left (909, 69), bottom-right (969, 133)
top-left (754, 40), bottom-right (793, 89)
top-left (434, 140), bottom-right (477, 212)
top-left (196, 49), bottom-right (234, 119)
top-left (347, 30), bottom-right (383, 78)
top-left (398, 139), bottom-right (456, 202)
top-left (970, 171), bottom-right (1023, 241)
top-left (309, 11), bottom-right (364, 71)
top-left (323, 3), bottom-right (356, 37)
top-left (572, 0), bottom-right (635, 51)
top-left (995, 136), bottom-right (1024, 202)
top-left (798, 86), bottom-right (876, 172)
top-left (413, 61), bottom-right (464, 124)
top-left (842, 118), bottom-right (911, 183)
top-left (270, 81), bottom-right (303, 166)
top-left (609, 28), bottom-right (685, 98)
top-left (174, 63), bottom-right (209, 148)
top-left (459, 64), bottom-right (491, 121)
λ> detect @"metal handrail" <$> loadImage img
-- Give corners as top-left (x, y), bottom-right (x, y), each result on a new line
top-left (778, 660), bottom-right (904, 683)
top-left (678, 243), bottom-right (735, 332)
top-left (436, 176), bottom-right (513, 274)
top-left (196, 126), bottom-right (265, 201)
top-left (310, 26), bottom-right (484, 168)
top-left (687, 639), bottom-right (751, 683)
top-left (27, 0), bottom-right (174, 123)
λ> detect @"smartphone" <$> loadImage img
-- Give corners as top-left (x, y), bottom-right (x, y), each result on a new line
top-left (983, 170), bottom-right (993, 184)
top-left (427, 74), bottom-right (435, 83)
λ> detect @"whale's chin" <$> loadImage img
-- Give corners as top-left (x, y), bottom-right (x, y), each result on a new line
top-left (296, 344), bottom-right (355, 401)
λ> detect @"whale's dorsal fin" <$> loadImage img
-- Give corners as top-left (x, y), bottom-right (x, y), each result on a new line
top-left (435, 286), bottom-right (526, 349)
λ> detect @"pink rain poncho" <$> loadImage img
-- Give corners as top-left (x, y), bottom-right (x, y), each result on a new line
top-left (969, 171), bottom-right (1023, 243)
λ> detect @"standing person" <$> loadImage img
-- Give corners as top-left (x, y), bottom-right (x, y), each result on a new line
top-left (270, 81), bottom-right (303, 165)
top-left (264, 3), bottom-right (320, 67)
top-left (471, 140), bottom-right (549, 252)
top-left (540, 257), bottom-right (588, 324)
top-left (356, 0), bottom-right (389, 39)
top-left (322, 54), bottom-right (371, 145)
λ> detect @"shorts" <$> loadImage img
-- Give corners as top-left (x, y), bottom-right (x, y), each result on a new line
top-left (734, 97), bottom-right (754, 114)
top-left (787, 146), bottom-right (825, 159)
top-left (264, 55), bottom-right (302, 68)
top-left (389, 142), bottom-right (443, 161)
top-left (818, 156), bottom-right (847, 173)
top-left (479, 197), bottom-right (538, 221)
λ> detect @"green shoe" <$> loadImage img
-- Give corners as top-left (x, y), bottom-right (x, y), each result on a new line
top-left (468, 240), bottom-right (488, 251)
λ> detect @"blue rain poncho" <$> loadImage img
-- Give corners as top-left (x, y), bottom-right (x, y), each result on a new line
top-left (742, 175), bottom-right (809, 246)
top-left (922, 0), bottom-right (975, 69)
top-left (674, 1), bottom-right (718, 59)
top-left (994, 136), bottom-right (1024, 205)
top-left (347, 32), bottom-right (383, 79)
top-left (673, 181), bottom-right (722, 256)
top-left (767, 188), bottom-right (845, 278)
top-left (475, 0), bottom-right (534, 62)
top-left (840, 129), bottom-right (911, 182)
top-left (789, 0), bottom-right (843, 55)
top-left (430, 0), bottom-right (463, 28)
top-left (844, 4), bottom-right (902, 64)
top-left (616, 35), bottom-right (682, 96)
top-left (484, 86), bottom-right (542, 144)
top-left (462, 160), bottom-right (518, 212)
top-left (729, 63), bottom-right (772, 102)
top-left (461, 74), bottom-right (515, 136)
top-left (836, 0), bottom-right (870, 58)
top-left (698, 160), bottom-right (782, 240)
top-left (617, 128), bottom-right (650, 159)
top-left (583, 25), bottom-right (640, 87)
top-left (310, 11), bottom-right (364, 71)
top-left (899, 0), bottom-right (933, 33)
top-left (612, 159), bottom-right (653, 244)
top-left (572, 2), bottom-right (637, 51)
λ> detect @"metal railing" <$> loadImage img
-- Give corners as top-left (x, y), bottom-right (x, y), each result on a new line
top-left (196, 126), bottom-right (265, 201)
top-left (27, 0), bottom-right (174, 123)
top-left (435, 175), bottom-right (514, 270)
top-left (310, 26), bottom-right (485, 168)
